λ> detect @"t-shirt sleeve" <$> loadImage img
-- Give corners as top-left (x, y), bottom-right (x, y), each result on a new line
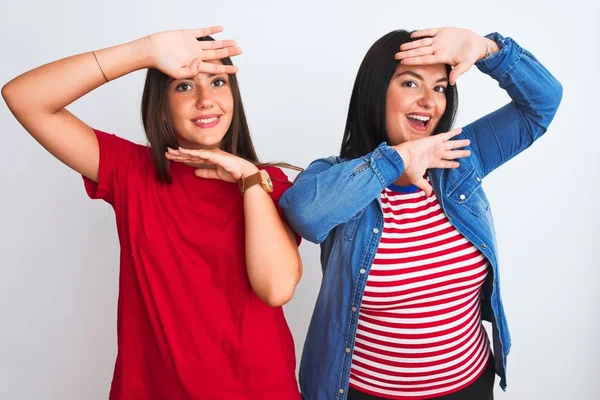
top-left (82, 129), bottom-right (137, 205)
top-left (263, 166), bottom-right (302, 247)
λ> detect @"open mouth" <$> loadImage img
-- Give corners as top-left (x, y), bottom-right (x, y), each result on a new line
top-left (191, 115), bottom-right (221, 129)
top-left (406, 114), bottom-right (431, 132)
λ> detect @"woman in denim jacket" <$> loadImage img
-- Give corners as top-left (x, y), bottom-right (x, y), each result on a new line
top-left (280, 27), bottom-right (562, 400)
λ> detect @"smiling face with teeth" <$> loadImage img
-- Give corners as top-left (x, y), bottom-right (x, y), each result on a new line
top-left (385, 63), bottom-right (449, 145)
top-left (166, 60), bottom-right (234, 150)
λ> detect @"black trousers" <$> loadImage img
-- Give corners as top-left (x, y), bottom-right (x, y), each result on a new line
top-left (347, 356), bottom-right (495, 400)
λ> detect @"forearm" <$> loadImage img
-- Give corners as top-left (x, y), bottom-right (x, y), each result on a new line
top-left (476, 33), bottom-right (562, 122)
top-left (465, 33), bottom-right (563, 175)
top-left (244, 185), bottom-right (302, 307)
top-left (2, 37), bottom-right (151, 116)
top-left (280, 143), bottom-right (406, 243)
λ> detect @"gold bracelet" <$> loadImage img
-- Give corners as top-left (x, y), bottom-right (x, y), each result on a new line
top-left (92, 50), bottom-right (109, 83)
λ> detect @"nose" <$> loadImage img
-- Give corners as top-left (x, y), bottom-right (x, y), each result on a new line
top-left (417, 90), bottom-right (435, 110)
top-left (195, 87), bottom-right (214, 110)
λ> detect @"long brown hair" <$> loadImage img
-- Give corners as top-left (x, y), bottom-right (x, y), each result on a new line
top-left (141, 36), bottom-right (259, 183)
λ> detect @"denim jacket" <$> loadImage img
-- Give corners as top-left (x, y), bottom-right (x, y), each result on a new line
top-left (280, 33), bottom-right (562, 399)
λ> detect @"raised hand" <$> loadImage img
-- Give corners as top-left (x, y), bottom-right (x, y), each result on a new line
top-left (165, 147), bottom-right (258, 182)
top-left (395, 27), bottom-right (499, 84)
top-left (394, 128), bottom-right (470, 195)
top-left (146, 26), bottom-right (242, 79)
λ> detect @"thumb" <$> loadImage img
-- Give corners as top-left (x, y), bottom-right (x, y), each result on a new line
top-left (184, 57), bottom-right (204, 77)
top-left (413, 177), bottom-right (433, 197)
top-left (449, 62), bottom-right (471, 85)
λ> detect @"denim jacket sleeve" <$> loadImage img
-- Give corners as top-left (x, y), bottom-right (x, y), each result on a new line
top-left (279, 143), bottom-right (405, 243)
top-left (464, 32), bottom-right (563, 177)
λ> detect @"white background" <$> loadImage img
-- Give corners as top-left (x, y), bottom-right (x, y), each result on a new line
top-left (1, 0), bottom-right (598, 399)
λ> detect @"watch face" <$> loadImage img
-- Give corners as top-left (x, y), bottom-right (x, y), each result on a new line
top-left (265, 175), bottom-right (273, 190)
top-left (261, 170), bottom-right (274, 192)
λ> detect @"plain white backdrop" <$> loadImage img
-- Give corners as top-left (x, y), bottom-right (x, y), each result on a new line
top-left (1, 0), bottom-right (598, 399)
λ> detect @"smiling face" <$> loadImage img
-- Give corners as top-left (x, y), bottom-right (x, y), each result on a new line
top-left (166, 60), bottom-right (234, 150)
top-left (385, 63), bottom-right (449, 145)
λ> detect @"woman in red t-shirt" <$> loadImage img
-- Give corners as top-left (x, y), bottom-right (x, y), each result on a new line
top-left (3, 26), bottom-right (302, 400)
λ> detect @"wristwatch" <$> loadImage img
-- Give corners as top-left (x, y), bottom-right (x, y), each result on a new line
top-left (238, 170), bottom-right (274, 195)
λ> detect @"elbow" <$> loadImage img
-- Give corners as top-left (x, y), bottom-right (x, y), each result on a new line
top-left (257, 280), bottom-right (298, 307)
top-left (2, 80), bottom-right (26, 115)
top-left (531, 79), bottom-right (564, 140)
top-left (280, 192), bottom-right (326, 244)
top-left (545, 78), bottom-right (563, 122)
top-left (252, 262), bottom-right (302, 308)
top-left (551, 80), bottom-right (563, 113)
top-left (261, 286), bottom-right (297, 307)
top-left (1, 81), bottom-right (15, 108)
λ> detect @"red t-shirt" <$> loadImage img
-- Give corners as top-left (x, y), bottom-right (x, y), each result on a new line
top-left (83, 130), bottom-right (301, 400)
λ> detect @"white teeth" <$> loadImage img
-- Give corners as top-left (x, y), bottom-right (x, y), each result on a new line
top-left (407, 114), bottom-right (431, 122)
top-left (196, 117), bottom-right (218, 124)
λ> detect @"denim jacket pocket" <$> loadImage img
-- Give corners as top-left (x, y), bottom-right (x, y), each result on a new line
top-left (334, 208), bottom-right (366, 241)
top-left (446, 166), bottom-right (490, 217)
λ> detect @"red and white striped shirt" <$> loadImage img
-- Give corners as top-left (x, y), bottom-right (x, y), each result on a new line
top-left (349, 185), bottom-right (491, 399)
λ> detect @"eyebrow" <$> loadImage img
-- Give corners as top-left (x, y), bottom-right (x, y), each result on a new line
top-left (171, 73), bottom-right (223, 84)
top-left (395, 71), bottom-right (448, 83)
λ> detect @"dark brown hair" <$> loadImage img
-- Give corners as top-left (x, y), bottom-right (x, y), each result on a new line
top-left (141, 36), bottom-right (259, 183)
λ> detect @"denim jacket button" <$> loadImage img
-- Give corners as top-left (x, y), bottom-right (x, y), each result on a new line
top-left (373, 228), bottom-right (379, 234)
top-left (481, 244), bottom-right (487, 249)
top-left (476, 177), bottom-right (482, 182)
top-left (359, 268), bottom-right (366, 274)
top-left (459, 194), bottom-right (466, 200)
top-left (352, 306), bottom-right (357, 312)
top-left (339, 389), bottom-right (345, 394)
top-left (345, 348), bottom-right (351, 353)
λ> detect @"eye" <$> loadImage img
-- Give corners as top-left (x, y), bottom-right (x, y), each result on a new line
top-left (211, 77), bottom-right (227, 88)
top-left (175, 83), bottom-right (193, 92)
top-left (434, 85), bottom-right (447, 94)
top-left (401, 81), bottom-right (418, 89)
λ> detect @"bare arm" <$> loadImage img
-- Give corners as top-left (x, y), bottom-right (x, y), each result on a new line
top-left (2, 27), bottom-right (240, 182)
top-left (244, 183), bottom-right (302, 307)
top-left (166, 148), bottom-right (303, 307)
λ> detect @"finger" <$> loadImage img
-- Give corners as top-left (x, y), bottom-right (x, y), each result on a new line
top-left (165, 150), bottom-right (186, 159)
top-left (445, 138), bottom-right (471, 150)
top-left (198, 40), bottom-right (237, 50)
top-left (399, 38), bottom-right (434, 51)
top-left (165, 153), bottom-right (194, 163)
top-left (170, 155), bottom-right (209, 164)
top-left (413, 178), bottom-right (433, 197)
top-left (449, 63), bottom-right (471, 85)
top-left (399, 54), bottom-right (438, 65)
top-left (433, 160), bottom-right (461, 169)
top-left (178, 148), bottom-right (224, 165)
top-left (411, 28), bottom-right (440, 39)
top-left (166, 150), bottom-right (209, 163)
top-left (192, 26), bottom-right (223, 38)
top-left (201, 47), bottom-right (243, 61)
top-left (439, 128), bottom-right (463, 140)
top-left (190, 58), bottom-right (239, 75)
top-left (395, 46), bottom-right (434, 61)
top-left (177, 147), bottom-right (211, 157)
top-left (443, 149), bottom-right (471, 160)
